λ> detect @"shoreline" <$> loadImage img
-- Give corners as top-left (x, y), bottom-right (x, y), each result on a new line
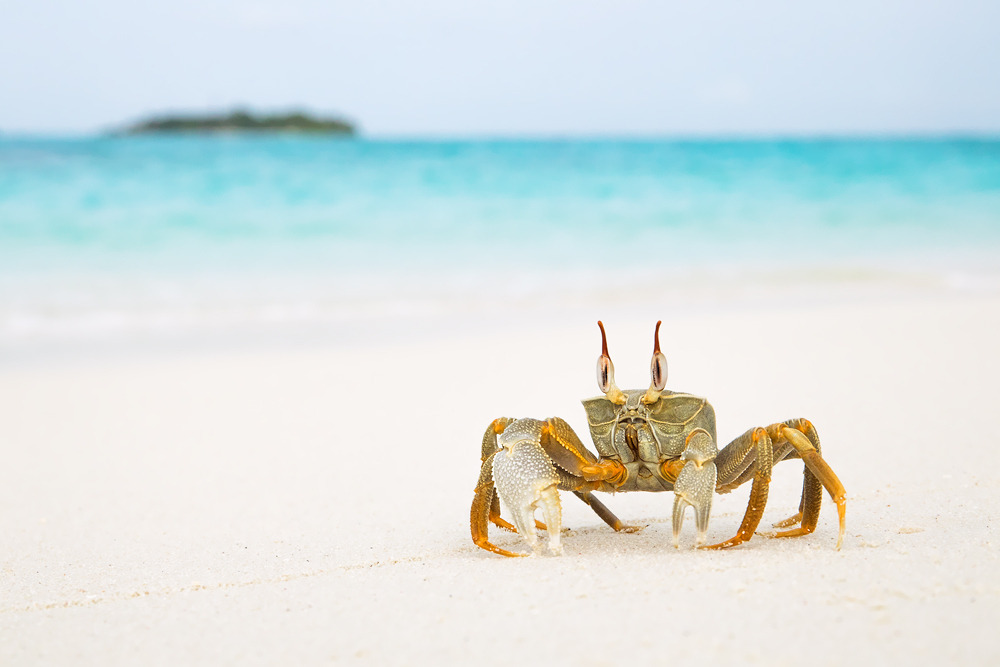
top-left (3, 260), bottom-right (998, 370)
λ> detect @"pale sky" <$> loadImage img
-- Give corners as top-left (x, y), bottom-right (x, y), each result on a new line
top-left (1, 0), bottom-right (998, 136)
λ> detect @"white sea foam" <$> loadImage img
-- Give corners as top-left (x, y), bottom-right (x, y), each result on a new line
top-left (2, 259), bottom-right (997, 346)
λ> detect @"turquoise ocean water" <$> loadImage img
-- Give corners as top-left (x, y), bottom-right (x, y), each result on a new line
top-left (1, 137), bottom-right (998, 342)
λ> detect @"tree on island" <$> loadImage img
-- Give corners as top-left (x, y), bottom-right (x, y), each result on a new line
top-left (123, 109), bottom-right (355, 135)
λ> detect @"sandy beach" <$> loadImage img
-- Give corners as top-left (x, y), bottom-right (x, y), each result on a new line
top-left (1, 290), bottom-right (998, 665)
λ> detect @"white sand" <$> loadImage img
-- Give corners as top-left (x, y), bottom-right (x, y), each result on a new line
top-left (2, 294), bottom-right (999, 665)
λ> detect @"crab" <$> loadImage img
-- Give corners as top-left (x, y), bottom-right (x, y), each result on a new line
top-left (471, 321), bottom-right (846, 557)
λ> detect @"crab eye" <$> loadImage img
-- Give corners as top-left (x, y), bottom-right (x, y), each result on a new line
top-left (597, 355), bottom-right (614, 393)
top-left (596, 320), bottom-right (616, 394)
top-left (650, 351), bottom-right (667, 391)
top-left (649, 319), bottom-right (667, 391)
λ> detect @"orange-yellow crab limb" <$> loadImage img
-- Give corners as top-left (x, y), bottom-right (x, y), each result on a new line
top-left (701, 426), bottom-right (773, 550)
top-left (470, 418), bottom-right (529, 557)
top-left (706, 419), bottom-right (846, 550)
top-left (536, 418), bottom-right (640, 533)
top-left (471, 478), bottom-right (526, 558)
top-left (579, 460), bottom-right (629, 487)
top-left (772, 422), bottom-right (846, 549)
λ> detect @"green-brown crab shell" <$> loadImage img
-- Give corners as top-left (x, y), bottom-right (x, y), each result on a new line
top-left (582, 389), bottom-right (718, 465)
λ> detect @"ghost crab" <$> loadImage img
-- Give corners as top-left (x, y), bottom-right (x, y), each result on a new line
top-left (471, 321), bottom-right (846, 557)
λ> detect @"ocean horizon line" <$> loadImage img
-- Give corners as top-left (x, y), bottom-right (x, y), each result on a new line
top-left (3, 131), bottom-right (1000, 143)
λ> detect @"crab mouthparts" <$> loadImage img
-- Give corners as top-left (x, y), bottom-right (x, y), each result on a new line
top-left (624, 423), bottom-right (640, 456)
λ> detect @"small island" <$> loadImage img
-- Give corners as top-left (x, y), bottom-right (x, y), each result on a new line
top-left (122, 110), bottom-right (355, 135)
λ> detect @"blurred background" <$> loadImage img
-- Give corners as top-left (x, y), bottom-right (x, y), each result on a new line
top-left (1, 0), bottom-right (999, 360)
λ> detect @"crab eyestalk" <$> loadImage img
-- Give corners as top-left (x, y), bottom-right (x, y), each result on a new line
top-left (642, 320), bottom-right (668, 404)
top-left (596, 321), bottom-right (627, 405)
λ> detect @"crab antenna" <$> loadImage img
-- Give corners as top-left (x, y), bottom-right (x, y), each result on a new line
top-left (653, 320), bottom-right (662, 354)
top-left (598, 320), bottom-right (610, 358)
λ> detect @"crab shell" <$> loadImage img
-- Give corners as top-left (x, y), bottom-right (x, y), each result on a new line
top-left (582, 389), bottom-right (717, 493)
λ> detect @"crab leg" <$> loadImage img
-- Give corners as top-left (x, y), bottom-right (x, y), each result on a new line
top-left (471, 453), bottom-right (526, 557)
top-left (766, 419), bottom-right (846, 549)
top-left (572, 491), bottom-right (637, 533)
top-left (538, 418), bottom-right (627, 492)
top-left (471, 418), bottom-right (528, 557)
top-left (708, 420), bottom-right (846, 550)
top-left (539, 418), bottom-right (640, 532)
top-left (702, 426), bottom-right (774, 549)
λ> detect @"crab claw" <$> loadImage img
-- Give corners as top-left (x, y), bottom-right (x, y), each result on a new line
top-left (491, 419), bottom-right (564, 555)
top-left (672, 428), bottom-right (718, 547)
